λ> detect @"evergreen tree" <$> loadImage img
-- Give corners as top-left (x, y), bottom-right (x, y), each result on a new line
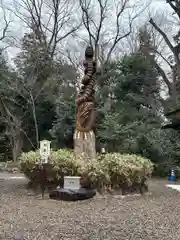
top-left (97, 53), bottom-right (173, 162)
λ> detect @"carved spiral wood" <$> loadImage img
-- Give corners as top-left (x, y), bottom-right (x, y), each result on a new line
top-left (75, 46), bottom-right (96, 132)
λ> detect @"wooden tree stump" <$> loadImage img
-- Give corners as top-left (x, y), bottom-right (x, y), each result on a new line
top-left (74, 130), bottom-right (96, 160)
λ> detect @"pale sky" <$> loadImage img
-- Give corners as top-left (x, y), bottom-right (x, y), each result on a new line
top-left (0, 0), bottom-right (177, 101)
top-left (0, 0), bottom-right (176, 67)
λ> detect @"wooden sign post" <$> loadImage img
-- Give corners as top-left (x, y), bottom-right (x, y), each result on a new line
top-left (40, 140), bottom-right (51, 164)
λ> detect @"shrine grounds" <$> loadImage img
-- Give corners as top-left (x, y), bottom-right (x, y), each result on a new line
top-left (0, 174), bottom-right (180, 240)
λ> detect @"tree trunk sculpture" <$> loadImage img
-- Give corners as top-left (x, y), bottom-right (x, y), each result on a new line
top-left (74, 46), bottom-right (96, 161)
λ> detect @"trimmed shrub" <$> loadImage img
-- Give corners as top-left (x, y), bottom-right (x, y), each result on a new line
top-left (99, 153), bottom-right (153, 191)
top-left (79, 158), bottom-right (111, 189)
top-left (19, 149), bottom-right (81, 186)
top-left (19, 150), bottom-right (153, 192)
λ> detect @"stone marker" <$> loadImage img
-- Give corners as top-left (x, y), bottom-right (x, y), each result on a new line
top-left (64, 176), bottom-right (81, 190)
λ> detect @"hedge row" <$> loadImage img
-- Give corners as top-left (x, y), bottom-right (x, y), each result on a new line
top-left (19, 149), bottom-right (153, 191)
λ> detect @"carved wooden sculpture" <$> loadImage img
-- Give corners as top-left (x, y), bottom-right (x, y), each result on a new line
top-left (74, 46), bottom-right (96, 160)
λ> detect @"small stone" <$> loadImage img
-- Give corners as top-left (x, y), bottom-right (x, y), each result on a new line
top-left (14, 231), bottom-right (24, 240)
top-left (12, 168), bottom-right (19, 173)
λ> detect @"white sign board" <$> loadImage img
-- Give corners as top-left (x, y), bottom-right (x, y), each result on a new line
top-left (64, 176), bottom-right (81, 190)
top-left (40, 140), bottom-right (51, 164)
top-left (101, 147), bottom-right (105, 154)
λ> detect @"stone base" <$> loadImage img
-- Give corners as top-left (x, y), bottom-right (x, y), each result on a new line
top-left (49, 187), bottom-right (96, 201)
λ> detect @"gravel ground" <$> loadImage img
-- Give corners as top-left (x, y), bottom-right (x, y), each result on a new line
top-left (0, 175), bottom-right (180, 240)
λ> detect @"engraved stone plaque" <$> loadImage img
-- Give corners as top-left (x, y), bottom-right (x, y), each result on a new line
top-left (64, 176), bottom-right (81, 190)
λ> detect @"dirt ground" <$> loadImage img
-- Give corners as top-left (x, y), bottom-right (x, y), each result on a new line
top-left (0, 175), bottom-right (179, 240)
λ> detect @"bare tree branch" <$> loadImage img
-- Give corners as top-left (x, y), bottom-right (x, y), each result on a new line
top-left (11, 0), bottom-right (81, 58)
top-left (166, 0), bottom-right (180, 19)
top-left (139, 24), bottom-right (173, 96)
top-left (149, 5), bottom-right (180, 99)
top-left (149, 18), bottom-right (175, 56)
top-left (78, 0), bottom-right (151, 65)
top-left (0, 3), bottom-right (12, 41)
top-left (79, 0), bottom-right (110, 62)
top-left (79, 0), bottom-right (96, 46)
top-left (153, 57), bottom-right (172, 95)
top-left (155, 49), bottom-right (173, 69)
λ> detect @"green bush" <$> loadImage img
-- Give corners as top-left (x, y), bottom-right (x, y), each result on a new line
top-left (19, 149), bottom-right (80, 185)
top-left (0, 162), bottom-right (6, 172)
top-left (19, 150), bottom-right (153, 191)
top-left (153, 163), bottom-right (180, 179)
top-left (152, 163), bottom-right (170, 178)
top-left (99, 153), bottom-right (153, 187)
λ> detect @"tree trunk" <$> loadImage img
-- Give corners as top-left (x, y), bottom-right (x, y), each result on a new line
top-left (30, 92), bottom-right (39, 149)
top-left (12, 132), bottom-right (23, 162)
top-left (74, 130), bottom-right (96, 161)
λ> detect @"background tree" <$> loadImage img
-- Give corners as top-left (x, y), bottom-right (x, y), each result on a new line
top-left (0, 0), bottom-right (179, 172)
top-left (11, 0), bottom-right (81, 57)
top-left (97, 53), bottom-right (160, 155)
top-left (77, 0), bottom-right (151, 64)
top-left (140, 0), bottom-right (180, 106)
